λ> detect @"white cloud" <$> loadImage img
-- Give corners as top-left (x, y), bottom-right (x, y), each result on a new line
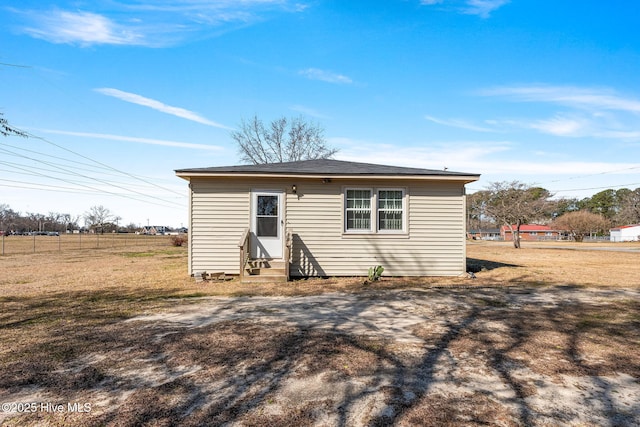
top-left (21, 10), bottom-right (145, 46)
top-left (527, 115), bottom-right (589, 137)
top-left (420, 0), bottom-right (509, 18)
top-left (95, 88), bottom-right (232, 129)
top-left (11, 1), bottom-right (304, 47)
top-left (425, 115), bottom-right (495, 132)
top-left (462, 0), bottom-right (510, 18)
top-left (290, 105), bottom-right (330, 119)
top-left (480, 85), bottom-right (640, 113)
top-left (478, 85), bottom-right (640, 141)
top-left (333, 138), bottom-right (510, 174)
top-left (299, 68), bottom-right (353, 84)
top-left (40, 129), bottom-right (224, 151)
top-left (332, 137), bottom-right (640, 183)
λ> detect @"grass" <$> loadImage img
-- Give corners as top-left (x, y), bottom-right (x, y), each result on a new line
top-left (0, 241), bottom-right (639, 425)
top-left (0, 233), bottom-right (174, 255)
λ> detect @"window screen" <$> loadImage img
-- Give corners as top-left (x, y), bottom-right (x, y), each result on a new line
top-left (345, 189), bottom-right (372, 231)
top-left (378, 190), bottom-right (403, 231)
top-left (256, 195), bottom-right (278, 237)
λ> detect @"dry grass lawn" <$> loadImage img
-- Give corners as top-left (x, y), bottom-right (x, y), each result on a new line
top-left (1, 240), bottom-right (639, 426)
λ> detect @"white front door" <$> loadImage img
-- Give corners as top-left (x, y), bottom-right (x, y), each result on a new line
top-left (251, 190), bottom-right (284, 259)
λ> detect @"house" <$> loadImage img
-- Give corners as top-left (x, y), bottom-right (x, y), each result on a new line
top-left (610, 224), bottom-right (640, 242)
top-left (175, 159), bottom-right (480, 281)
top-left (468, 228), bottom-right (501, 240)
top-left (500, 224), bottom-right (560, 241)
top-left (139, 225), bottom-right (168, 235)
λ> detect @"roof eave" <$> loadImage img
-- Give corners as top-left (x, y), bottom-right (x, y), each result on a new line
top-left (175, 171), bottom-right (480, 183)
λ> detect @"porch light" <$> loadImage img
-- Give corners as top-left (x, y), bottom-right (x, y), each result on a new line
top-left (292, 184), bottom-right (297, 194)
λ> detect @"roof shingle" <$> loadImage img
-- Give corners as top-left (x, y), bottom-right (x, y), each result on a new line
top-left (175, 159), bottom-right (479, 178)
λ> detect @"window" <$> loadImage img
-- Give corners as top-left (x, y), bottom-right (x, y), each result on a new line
top-left (344, 188), bottom-right (405, 233)
top-left (345, 189), bottom-right (372, 231)
top-left (378, 190), bottom-right (403, 231)
top-left (256, 195), bottom-right (278, 237)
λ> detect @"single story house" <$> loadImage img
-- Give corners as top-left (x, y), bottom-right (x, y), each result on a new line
top-left (468, 228), bottom-right (501, 240)
top-left (610, 224), bottom-right (640, 242)
top-left (175, 159), bottom-right (480, 281)
top-left (139, 225), bottom-right (168, 235)
top-left (500, 224), bottom-right (560, 241)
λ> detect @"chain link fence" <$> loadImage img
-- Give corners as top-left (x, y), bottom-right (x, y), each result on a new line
top-left (0, 233), bottom-right (180, 255)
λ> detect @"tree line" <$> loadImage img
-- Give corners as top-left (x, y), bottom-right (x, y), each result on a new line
top-left (0, 204), bottom-right (138, 234)
top-left (467, 182), bottom-right (640, 248)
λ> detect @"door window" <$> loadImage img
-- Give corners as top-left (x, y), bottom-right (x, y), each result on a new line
top-left (256, 195), bottom-right (278, 237)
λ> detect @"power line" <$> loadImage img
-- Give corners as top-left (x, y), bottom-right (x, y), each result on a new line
top-left (0, 155), bottom-right (185, 195)
top-left (0, 62), bottom-right (32, 68)
top-left (0, 178), bottom-right (107, 195)
top-left (1, 138), bottom-right (184, 188)
top-left (0, 150), bottom-right (184, 209)
top-left (553, 182), bottom-right (640, 193)
top-left (25, 131), bottom-right (185, 197)
top-left (0, 143), bottom-right (184, 207)
top-left (533, 165), bottom-right (640, 186)
top-left (2, 140), bottom-right (132, 176)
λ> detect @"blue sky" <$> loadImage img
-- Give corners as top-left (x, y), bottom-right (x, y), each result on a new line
top-left (2, 0), bottom-right (640, 227)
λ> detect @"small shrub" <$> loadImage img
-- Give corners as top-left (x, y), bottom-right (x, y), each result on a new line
top-left (368, 265), bottom-right (384, 282)
top-left (170, 235), bottom-right (187, 247)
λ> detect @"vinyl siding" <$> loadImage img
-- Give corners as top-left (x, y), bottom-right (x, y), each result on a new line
top-left (287, 179), bottom-right (465, 277)
top-left (189, 178), bottom-right (252, 274)
top-left (187, 177), bottom-right (467, 277)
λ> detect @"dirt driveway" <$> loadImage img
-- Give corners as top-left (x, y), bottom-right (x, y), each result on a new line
top-left (4, 285), bottom-right (639, 426)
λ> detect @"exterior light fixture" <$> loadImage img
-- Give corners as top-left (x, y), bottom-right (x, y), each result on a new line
top-left (292, 184), bottom-right (297, 194)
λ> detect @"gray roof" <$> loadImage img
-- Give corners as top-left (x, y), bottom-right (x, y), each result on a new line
top-left (176, 159), bottom-right (479, 178)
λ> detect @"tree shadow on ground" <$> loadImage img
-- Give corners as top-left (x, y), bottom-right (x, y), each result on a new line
top-left (1, 286), bottom-right (639, 426)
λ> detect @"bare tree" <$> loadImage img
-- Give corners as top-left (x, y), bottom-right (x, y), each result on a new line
top-left (552, 210), bottom-right (610, 242)
top-left (84, 205), bottom-right (115, 233)
top-left (0, 204), bottom-right (18, 233)
top-left (484, 181), bottom-right (551, 248)
top-left (231, 115), bottom-right (337, 164)
top-left (466, 190), bottom-right (495, 233)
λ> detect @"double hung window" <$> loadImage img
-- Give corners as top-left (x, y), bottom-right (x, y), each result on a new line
top-left (378, 190), bottom-right (404, 231)
top-left (344, 188), bottom-right (405, 233)
top-left (345, 189), bottom-right (372, 231)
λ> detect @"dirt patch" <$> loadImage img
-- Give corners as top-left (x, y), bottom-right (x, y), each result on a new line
top-left (2, 287), bottom-right (639, 426)
top-left (2, 242), bottom-right (640, 425)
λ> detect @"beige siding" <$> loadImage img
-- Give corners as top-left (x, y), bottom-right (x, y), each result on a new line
top-left (189, 178), bottom-right (251, 274)
top-left (287, 179), bottom-right (465, 277)
top-left (188, 177), bottom-right (467, 277)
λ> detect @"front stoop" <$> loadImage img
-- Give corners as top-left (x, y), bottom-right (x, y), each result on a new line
top-left (242, 259), bottom-right (288, 283)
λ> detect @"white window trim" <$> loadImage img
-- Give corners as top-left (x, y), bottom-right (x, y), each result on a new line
top-left (343, 187), bottom-right (407, 235)
top-left (344, 187), bottom-right (374, 233)
top-left (377, 188), bottom-right (407, 234)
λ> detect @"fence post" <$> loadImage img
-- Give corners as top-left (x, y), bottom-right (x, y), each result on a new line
top-left (1, 234), bottom-right (4, 255)
top-left (58, 234), bottom-right (61, 252)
